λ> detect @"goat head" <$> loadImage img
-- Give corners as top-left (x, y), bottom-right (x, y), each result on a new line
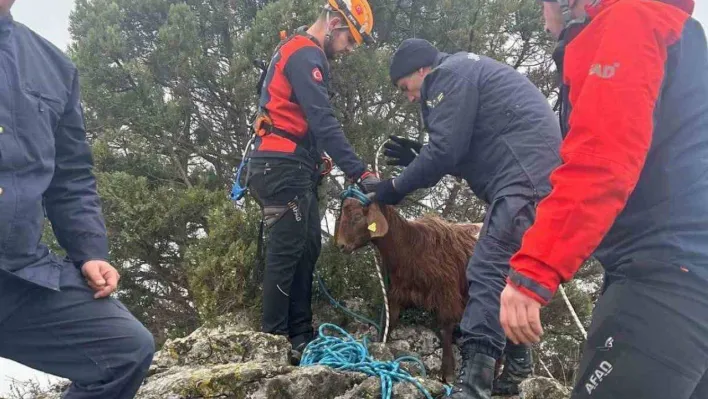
top-left (335, 198), bottom-right (388, 253)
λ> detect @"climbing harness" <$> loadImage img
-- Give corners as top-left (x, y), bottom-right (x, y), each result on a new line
top-left (230, 28), bottom-right (311, 203)
top-left (300, 323), bottom-right (453, 399)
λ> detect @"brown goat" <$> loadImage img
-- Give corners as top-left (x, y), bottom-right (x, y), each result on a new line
top-left (334, 197), bottom-right (482, 383)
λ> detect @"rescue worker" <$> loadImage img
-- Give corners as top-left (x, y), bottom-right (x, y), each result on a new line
top-left (0, 1), bottom-right (155, 398)
top-left (500, 0), bottom-right (708, 398)
top-left (244, 0), bottom-right (380, 365)
top-left (375, 38), bottom-right (563, 398)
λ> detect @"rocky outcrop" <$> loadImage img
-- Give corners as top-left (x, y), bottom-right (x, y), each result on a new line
top-left (137, 313), bottom-right (450, 398)
top-left (518, 377), bottom-right (571, 399)
top-left (25, 309), bottom-right (571, 399)
top-left (132, 310), bottom-right (570, 399)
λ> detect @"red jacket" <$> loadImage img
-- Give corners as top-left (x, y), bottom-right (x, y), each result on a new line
top-left (508, 0), bottom-right (706, 304)
top-left (250, 31), bottom-right (366, 180)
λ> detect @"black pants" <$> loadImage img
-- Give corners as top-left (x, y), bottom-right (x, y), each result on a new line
top-left (460, 195), bottom-right (536, 359)
top-left (247, 158), bottom-right (321, 344)
top-left (571, 260), bottom-right (708, 398)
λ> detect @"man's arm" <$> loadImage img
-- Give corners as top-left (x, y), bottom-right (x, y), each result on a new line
top-left (393, 67), bottom-right (479, 195)
top-left (507, 4), bottom-right (685, 304)
top-left (43, 68), bottom-right (110, 266)
top-left (285, 47), bottom-right (367, 180)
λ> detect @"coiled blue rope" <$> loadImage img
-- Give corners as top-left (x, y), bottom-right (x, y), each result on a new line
top-left (300, 323), bottom-right (453, 399)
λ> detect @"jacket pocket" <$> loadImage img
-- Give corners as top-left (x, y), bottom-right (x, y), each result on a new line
top-left (4, 215), bottom-right (44, 257)
top-left (24, 86), bottom-right (64, 133)
top-left (487, 105), bottom-right (517, 138)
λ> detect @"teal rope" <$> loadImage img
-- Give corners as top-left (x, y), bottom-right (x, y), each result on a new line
top-left (300, 323), bottom-right (453, 399)
top-left (340, 184), bottom-right (372, 205)
top-left (315, 272), bottom-right (382, 335)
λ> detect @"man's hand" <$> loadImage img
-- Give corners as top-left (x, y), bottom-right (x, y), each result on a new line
top-left (383, 135), bottom-right (422, 167)
top-left (373, 178), bottom-right (407, 205)
top-left (81, 260), bottom-right (120, 299)
top-left (500, 283), bottom-right (543, 345)
top-left (357, 171), bottom-right (380, 193)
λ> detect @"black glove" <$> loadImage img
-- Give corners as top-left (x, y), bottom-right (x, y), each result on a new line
top-left (373, 178), bottom-right (407, 205)
top-left (383, 135), bottom-right (423, 167)
top-left (357, 171), bottom-right (380, 194)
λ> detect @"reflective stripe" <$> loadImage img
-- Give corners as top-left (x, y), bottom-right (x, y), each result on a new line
top-left (508, 269), bottom-right (552, 303)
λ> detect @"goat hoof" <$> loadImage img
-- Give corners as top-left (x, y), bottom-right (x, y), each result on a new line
top-left (443, 374), bottom-right (455, 385)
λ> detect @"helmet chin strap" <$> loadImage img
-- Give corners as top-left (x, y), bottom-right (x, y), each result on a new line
top-left (324, 12), bottom-right (333, 42)
top-left (559, 0), bottom-right (574, 26)
top-left (558, 0), bottom-right (589, 38)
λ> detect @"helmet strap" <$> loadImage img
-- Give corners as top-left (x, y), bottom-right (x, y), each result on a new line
top-left (558, 0), bottom-right (589, 37)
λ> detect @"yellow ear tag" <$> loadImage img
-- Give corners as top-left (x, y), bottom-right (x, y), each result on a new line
top-left (368, 222), bottom-right (377, 232)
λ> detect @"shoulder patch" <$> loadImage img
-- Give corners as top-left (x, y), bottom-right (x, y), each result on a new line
top-left (426, 91), bottom-right (445, 108)
top-left (467, 53), bottom-right (480, 61)
top-left (312, 67), bottom-right (323, 82)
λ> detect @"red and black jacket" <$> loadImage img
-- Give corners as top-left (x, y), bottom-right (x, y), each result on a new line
top-left (249, 30), bottom-right (366, 180)
top-left (508, 0), bottom-right (708, 304)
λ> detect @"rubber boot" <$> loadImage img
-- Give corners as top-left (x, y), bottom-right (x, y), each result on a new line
top-left (445, 343), bottom-right (496, 399)
top-left (492, 343), bottom-right (533, 396)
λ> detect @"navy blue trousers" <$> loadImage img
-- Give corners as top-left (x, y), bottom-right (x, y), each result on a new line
top-left (460, 195), bottom-right (536, 359)
top-left (0, 260), bottom-right (155, 399)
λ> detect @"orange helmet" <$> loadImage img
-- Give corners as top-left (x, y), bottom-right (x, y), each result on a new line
top-left (326, 0), bottom-right (375, 45)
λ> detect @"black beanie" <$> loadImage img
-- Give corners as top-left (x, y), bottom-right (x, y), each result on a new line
top-left (389, 38), bottom-right (439, 85)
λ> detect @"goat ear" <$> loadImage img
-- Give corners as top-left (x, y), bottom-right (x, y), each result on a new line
top-left (366, 203), bottom-right (389, 238)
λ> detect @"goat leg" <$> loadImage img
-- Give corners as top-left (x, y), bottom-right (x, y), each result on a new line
top-left (388, 301), bottom-right (401, 330)
top-left (441, 322), bottom-right (456, 384)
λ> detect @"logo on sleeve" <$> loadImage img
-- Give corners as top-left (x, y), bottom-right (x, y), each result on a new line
top-left (312, 67), bottom-right (323, 82)
top-left (426, 91), bottom-right (445, 108)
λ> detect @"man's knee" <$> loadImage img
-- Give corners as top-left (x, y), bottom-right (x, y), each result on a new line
top-left (132, 321), bottom-right (156, 368)
top-left (111, 305), bottom-right (155, 372)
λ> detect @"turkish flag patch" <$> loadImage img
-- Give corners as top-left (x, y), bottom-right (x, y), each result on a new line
top-left (312, 67), bottom-right (323, 82)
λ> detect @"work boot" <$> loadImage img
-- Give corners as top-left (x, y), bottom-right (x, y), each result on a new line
top-left (289, 331), bottom-right (314, 366)
top-left (492, 344), bottom-right (533, 396)
top-left (445, 343), bottom-right (496, 399)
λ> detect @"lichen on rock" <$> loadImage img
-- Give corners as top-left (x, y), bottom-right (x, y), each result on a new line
top-left (132, 316), bottom-right (572, 399)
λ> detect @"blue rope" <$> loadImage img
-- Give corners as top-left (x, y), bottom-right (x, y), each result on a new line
top-left (300, 323), bottom-right (453, 399)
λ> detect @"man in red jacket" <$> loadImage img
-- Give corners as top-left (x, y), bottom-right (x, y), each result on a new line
top-left (500, 0), bottom-right (708, 398)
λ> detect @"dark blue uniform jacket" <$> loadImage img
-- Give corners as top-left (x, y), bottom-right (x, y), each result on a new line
top-left (393, 51), bottom-right (563, 206)
top-left (0, 15), bottom-right (108, 291)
